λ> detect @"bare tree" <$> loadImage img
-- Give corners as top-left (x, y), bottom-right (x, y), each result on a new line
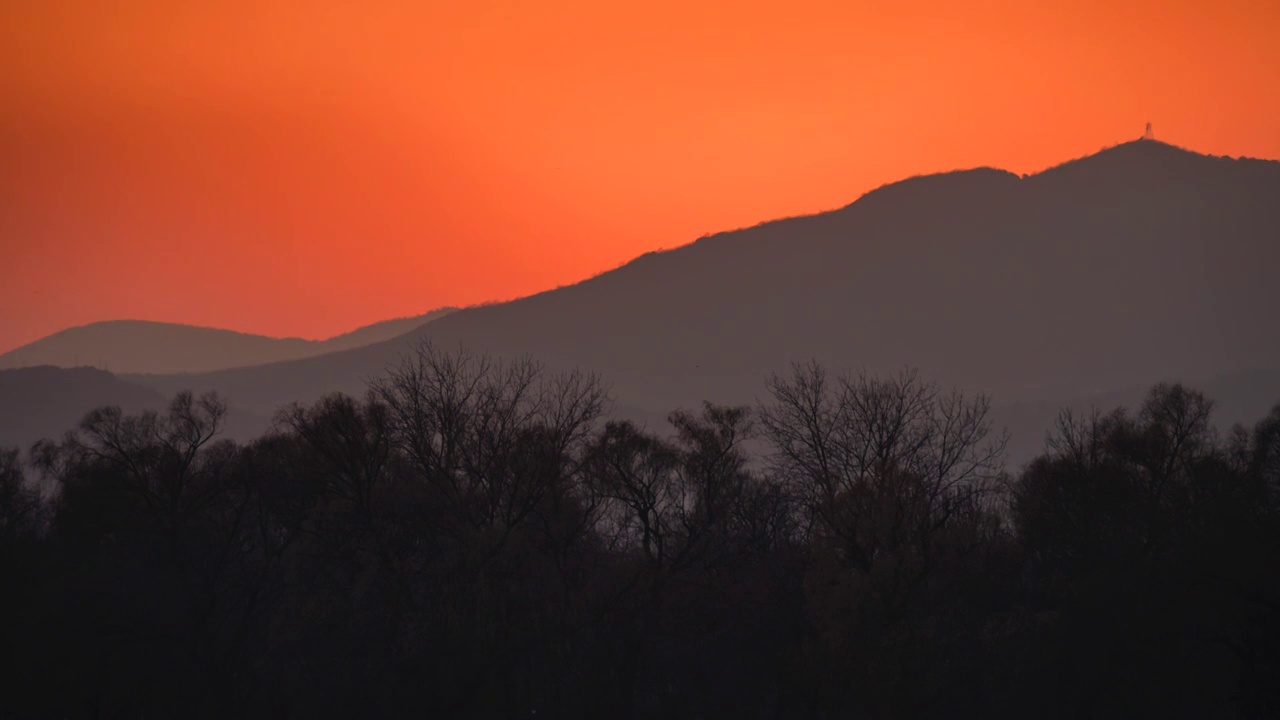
top-left (1137, 383), bottom-right (1216, 502)
top-left (759, 364), bottom-right (1007, 571)
top-left (668, 403), bottom-right (755, 566)
top-left (584, 420), bottom-right (680, 566)
top-left (65, 391), bottom-right (229, 532)
top-left (585, 403), bottom-right (763, 571)
top-left (372, 342), bottom-right (607, 538)
top-left (1250, 404), bottom-right (1280, 493)
top-left (278, 392), bottom-right (394, 514)
top-left (1044, 407), bottom-right (1129, 471)
top-left (0, 448), bottom-right (43, 543)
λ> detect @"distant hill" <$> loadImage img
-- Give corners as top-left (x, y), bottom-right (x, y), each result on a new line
top-left (12, 139), bottom-right (1280, 460)
top-left (0, 367), bottom-right (165, 448)
top-left (0, 308), bottom-right (456, 375)
top-left (0, 366), bottom-right (272, 451)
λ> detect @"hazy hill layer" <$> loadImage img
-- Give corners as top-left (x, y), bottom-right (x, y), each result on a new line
top-left (0, 308), bottom-right (456, 375)
top-left (9, 140), bottom-right (1278, 461)
top-left (0, 366), bottom-right (276, 450)
top-left (0, 367), bottom-right (165, 448)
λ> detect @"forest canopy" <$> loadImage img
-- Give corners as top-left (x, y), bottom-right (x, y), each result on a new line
top-left (3, 344), bottom-right (1279, 718)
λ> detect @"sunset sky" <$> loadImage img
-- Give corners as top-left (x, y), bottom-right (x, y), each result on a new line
top-left (3, 0), bottom-right (1279, 354)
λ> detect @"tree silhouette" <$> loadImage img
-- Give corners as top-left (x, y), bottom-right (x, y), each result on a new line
top-left (0, 447), bottom-right (41, 546)
top-left (3, 355), bottom-right (1280, 718)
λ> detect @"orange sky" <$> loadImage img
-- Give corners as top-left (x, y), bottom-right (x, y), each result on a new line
top-left (3, 0), bottom-right (1279, 354)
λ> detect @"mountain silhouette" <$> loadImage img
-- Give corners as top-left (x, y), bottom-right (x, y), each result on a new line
top-left (10, 140), bottom-right (1279, 460)
top-left (0, 308), bottom-right (456, 375)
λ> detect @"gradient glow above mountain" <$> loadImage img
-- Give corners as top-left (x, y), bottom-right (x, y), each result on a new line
top-left (4, 0), bottom-right (1279, 355)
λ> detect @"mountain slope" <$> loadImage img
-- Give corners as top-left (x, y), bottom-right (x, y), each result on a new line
top-left (0, 308), bottom-right (456, 375)
top-left (0, 138), bottom-right (1249, 463)
top-left (132, 141), bottom-right (1280, 420)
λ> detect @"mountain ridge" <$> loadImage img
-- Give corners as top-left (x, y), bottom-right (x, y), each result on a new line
top-left (127, 139), bottom-right (1280, 412)
top-left (6, 138), bottom-right (1277, 464)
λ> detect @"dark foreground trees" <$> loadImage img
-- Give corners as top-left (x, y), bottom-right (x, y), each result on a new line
top-left (2, 347), bottom-right (1279, 718)
top-left (1012, 387), bottom-right (1280, 717)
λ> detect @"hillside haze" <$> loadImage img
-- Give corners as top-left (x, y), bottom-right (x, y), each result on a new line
top-left (0, 308), bottom-right (456, 375)
top-left (5, 140), bottom-right (1277, 458)
top-left (127, 141), bottom-right (1280, 433)
top-left (0, 367), bottom-right (165, 449)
